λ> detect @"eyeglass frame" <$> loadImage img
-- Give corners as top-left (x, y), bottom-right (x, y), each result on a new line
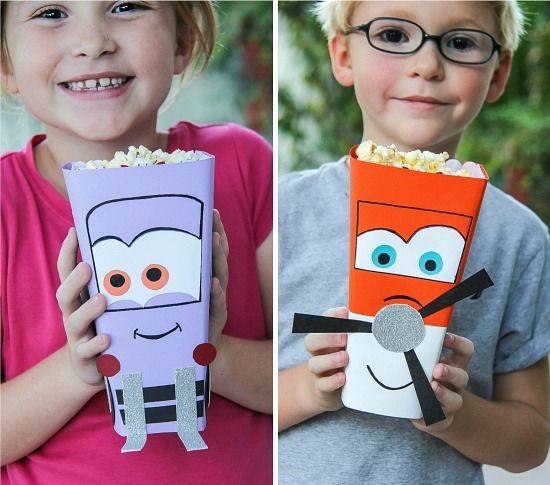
top-left (344, 17), bottom-right (502, 65)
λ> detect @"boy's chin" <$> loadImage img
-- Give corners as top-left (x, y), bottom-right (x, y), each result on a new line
top-left (376, 127), bottom-right (460, 153)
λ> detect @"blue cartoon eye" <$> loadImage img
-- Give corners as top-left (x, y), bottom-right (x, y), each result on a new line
top-left (371, 245), bottom-right (396, 268)
top-left (419, 251), bottom-right (443, 275)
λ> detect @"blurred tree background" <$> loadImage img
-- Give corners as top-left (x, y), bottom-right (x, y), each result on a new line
top-left (212, 0), bottom-right (273, 139)
top-left (279, 1), bottom-right (550, 224)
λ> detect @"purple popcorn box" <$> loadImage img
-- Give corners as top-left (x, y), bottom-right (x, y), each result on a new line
top-left (62, 153), bottom-right (215, 453)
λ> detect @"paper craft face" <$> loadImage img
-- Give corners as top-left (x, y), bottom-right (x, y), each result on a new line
top-left (345, 200), bottom-right (474, 417)
top-left (93, 227), bottom-right (201, 311)
top-left (86, 195), bottom-right (209, 435)
top-left (352, 201), bottom-right (473, 326)
top-left (88, 194), bottom-right (204, 313)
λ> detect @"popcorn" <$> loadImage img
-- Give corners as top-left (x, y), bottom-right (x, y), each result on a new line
top-left (355, 140), bottom-right (484, 178)
top-left (73, 145), bottom-right (205, 170)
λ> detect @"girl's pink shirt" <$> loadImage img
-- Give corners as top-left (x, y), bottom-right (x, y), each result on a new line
top-left (1, 121), bottom-right (273, 484)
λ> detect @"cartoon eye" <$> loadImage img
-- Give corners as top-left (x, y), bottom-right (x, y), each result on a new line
top-left (103, 270), bottom-right (131, 296)
top-left (419, 251), bottom-right (443, 275)
top-left (141, 264), bottom-right (170, 290)
top-left (371, 245), bottom-right (397, 268)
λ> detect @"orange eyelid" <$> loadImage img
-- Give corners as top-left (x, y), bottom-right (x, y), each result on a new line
top-left (142, 264), bottom-right (169, 290)
top-left (103, 270), bottom-right (131, 296)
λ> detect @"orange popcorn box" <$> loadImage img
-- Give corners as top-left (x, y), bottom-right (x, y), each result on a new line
top-left (342, 145), bottom-right (491, 422)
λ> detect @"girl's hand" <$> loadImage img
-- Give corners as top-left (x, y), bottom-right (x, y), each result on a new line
top-left (304, 307), bottom-right (349, 412)
top-left (412, 332), bottom-right (474, 432)
top-left (209, 210), bottom-right (229, 348)
top-left (56, 228), bottom-right (109, 387)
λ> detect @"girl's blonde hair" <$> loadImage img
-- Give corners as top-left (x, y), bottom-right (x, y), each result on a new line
top-left (1, 1), bottom-right (216, 84)
top-left (172, 1), bottom-right (216, 77)
top-left (313, 0), bottom-right (525, 52)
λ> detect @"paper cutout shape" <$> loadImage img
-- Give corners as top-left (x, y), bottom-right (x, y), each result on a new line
top-left (292, 145), bottom-right (492, 425)
top-left (62, 154), bottom-right (214, 451)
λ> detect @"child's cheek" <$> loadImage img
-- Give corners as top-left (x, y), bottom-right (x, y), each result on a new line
top-left (354, 60), bottom-right (399, 116)
top-left (451, 68), bottom-right (494, 117)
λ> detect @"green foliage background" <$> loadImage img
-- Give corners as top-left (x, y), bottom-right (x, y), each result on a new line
top-left (212, 1), bottom-right (273, 140)
top-left (279, 1), bottom-right (550, 224)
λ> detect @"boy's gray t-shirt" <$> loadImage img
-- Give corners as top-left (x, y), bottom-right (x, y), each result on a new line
top-left (278, 159), bottom-right (550, 485)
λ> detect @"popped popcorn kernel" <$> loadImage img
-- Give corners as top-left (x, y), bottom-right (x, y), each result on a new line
top-left (75, 146), bottom-right (208, 170)
top-left (355, 140), bottom-right (485, 178)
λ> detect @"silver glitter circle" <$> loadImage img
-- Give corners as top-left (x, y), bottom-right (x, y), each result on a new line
top-left (372, 304), bottom-right (425, 353)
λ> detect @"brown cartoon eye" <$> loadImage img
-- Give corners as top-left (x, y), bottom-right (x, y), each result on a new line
top-left (103, 270), bottom-right (131, 296)
top-left (141, 264), bottom-right (169, 290)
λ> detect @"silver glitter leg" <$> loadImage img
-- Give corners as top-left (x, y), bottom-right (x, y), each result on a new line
top-left (121, 372), bottom-right (147, 453)
top-left (175, 367), bottom-right (207, 451)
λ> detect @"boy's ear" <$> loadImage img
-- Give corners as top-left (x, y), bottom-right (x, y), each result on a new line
top-left (485, 50), bottom-right (512, 103)
top-left (329, 33), bottom-right (354, 87)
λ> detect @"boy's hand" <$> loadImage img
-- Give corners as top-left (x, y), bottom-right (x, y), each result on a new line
top-left (209, 210), bottom-right (229, 349)
top-left (412, 332), bottom-right (474, 433)
top-left (56, 228), bottom-right (110, 387)
top-left (304, 307), bottom-right (349, 412)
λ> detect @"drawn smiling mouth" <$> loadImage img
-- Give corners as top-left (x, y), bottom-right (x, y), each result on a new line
top-left (133, 322), bottom-right (182, 340)
top-left (367, 365), bottom-right (413, 390)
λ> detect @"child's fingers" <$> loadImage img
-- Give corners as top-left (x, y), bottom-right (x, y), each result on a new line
top-left (433, 363), bottom-right (469, 393)
top-left (56, 262), bottom-right (92, 316)
top-left (308, 351), bottom-right (348, 376)
top-left (212, 209), bottom-right (229, 257)
top-left (304, 332), bottom-right (347, 355)
top-left (57, 227), bottom-right (78, 282)
top-left (316, 372), bottom-right (346, 393)
top-left (209, 277), bottom-right (227, 328)
top-left (74, 334), bottom-right (111, 361)
top-left (212, 232), bottom-right (229, 291)
top-left (442, 333), bottom-right (474, 369)
top-left (65, 293), bottom-right (106, 342)
top-left (304, 307), bottom-right (348, 355)
top-left (321, 307), bottom-right (348, 319)
top-left (432, 380), bottom-right (463, 414)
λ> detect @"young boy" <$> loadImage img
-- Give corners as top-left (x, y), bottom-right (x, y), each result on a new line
top-left (278, 1), bottom-right (550, 483)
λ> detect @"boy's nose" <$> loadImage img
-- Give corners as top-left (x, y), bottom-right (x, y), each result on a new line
top-left (405, 42), bottom-right (445, 81)
top-left (70, 23), bottom-right (117, 59)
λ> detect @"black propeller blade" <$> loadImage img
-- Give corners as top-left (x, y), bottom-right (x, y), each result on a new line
top-left (404, 350), bottom-right (446, 425)
top-left (419, 269), bottom-right (494, 318)
top-left (293, 313), bottom-right (372, 333)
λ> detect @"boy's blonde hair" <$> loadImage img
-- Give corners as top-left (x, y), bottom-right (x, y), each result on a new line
top-left (0, 1), bottom-right (216, 85)
top-left (313, 1), bottom-right (525, 52)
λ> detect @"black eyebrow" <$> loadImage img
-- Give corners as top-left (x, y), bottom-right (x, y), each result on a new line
top-left (91, 227), bottom-right (199, 247)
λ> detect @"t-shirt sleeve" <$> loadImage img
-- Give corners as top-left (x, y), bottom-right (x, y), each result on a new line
top-left (231, 125), bottom-right (273, 248)
top-left (494, 227), bottom-right (550, 373)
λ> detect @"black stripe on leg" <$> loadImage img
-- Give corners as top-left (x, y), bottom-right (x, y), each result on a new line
top-left (120, 400), bottom-right (205, 424)
top-left (116, 381), bottom-right (205, 405)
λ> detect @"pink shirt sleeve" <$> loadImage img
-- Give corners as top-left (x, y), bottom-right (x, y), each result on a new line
top-left (233, 127), bottom-right (273, 248)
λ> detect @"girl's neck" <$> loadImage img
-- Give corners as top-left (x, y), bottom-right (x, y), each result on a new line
top-left (34, 125), bottom-right (169, 199)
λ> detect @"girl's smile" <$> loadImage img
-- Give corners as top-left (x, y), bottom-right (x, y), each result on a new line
top-left (59, 73), bottom-right (134, 100)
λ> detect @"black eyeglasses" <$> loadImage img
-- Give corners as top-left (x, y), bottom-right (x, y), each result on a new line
top-left (345, 17), bottom-right (502, 65)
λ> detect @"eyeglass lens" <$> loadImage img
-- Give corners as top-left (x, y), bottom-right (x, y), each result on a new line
top-left (368, 18), bottom-right (495, 63)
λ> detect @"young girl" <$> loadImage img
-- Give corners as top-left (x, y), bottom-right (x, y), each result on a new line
top-left (1, 2), bottom-right (272, 484)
